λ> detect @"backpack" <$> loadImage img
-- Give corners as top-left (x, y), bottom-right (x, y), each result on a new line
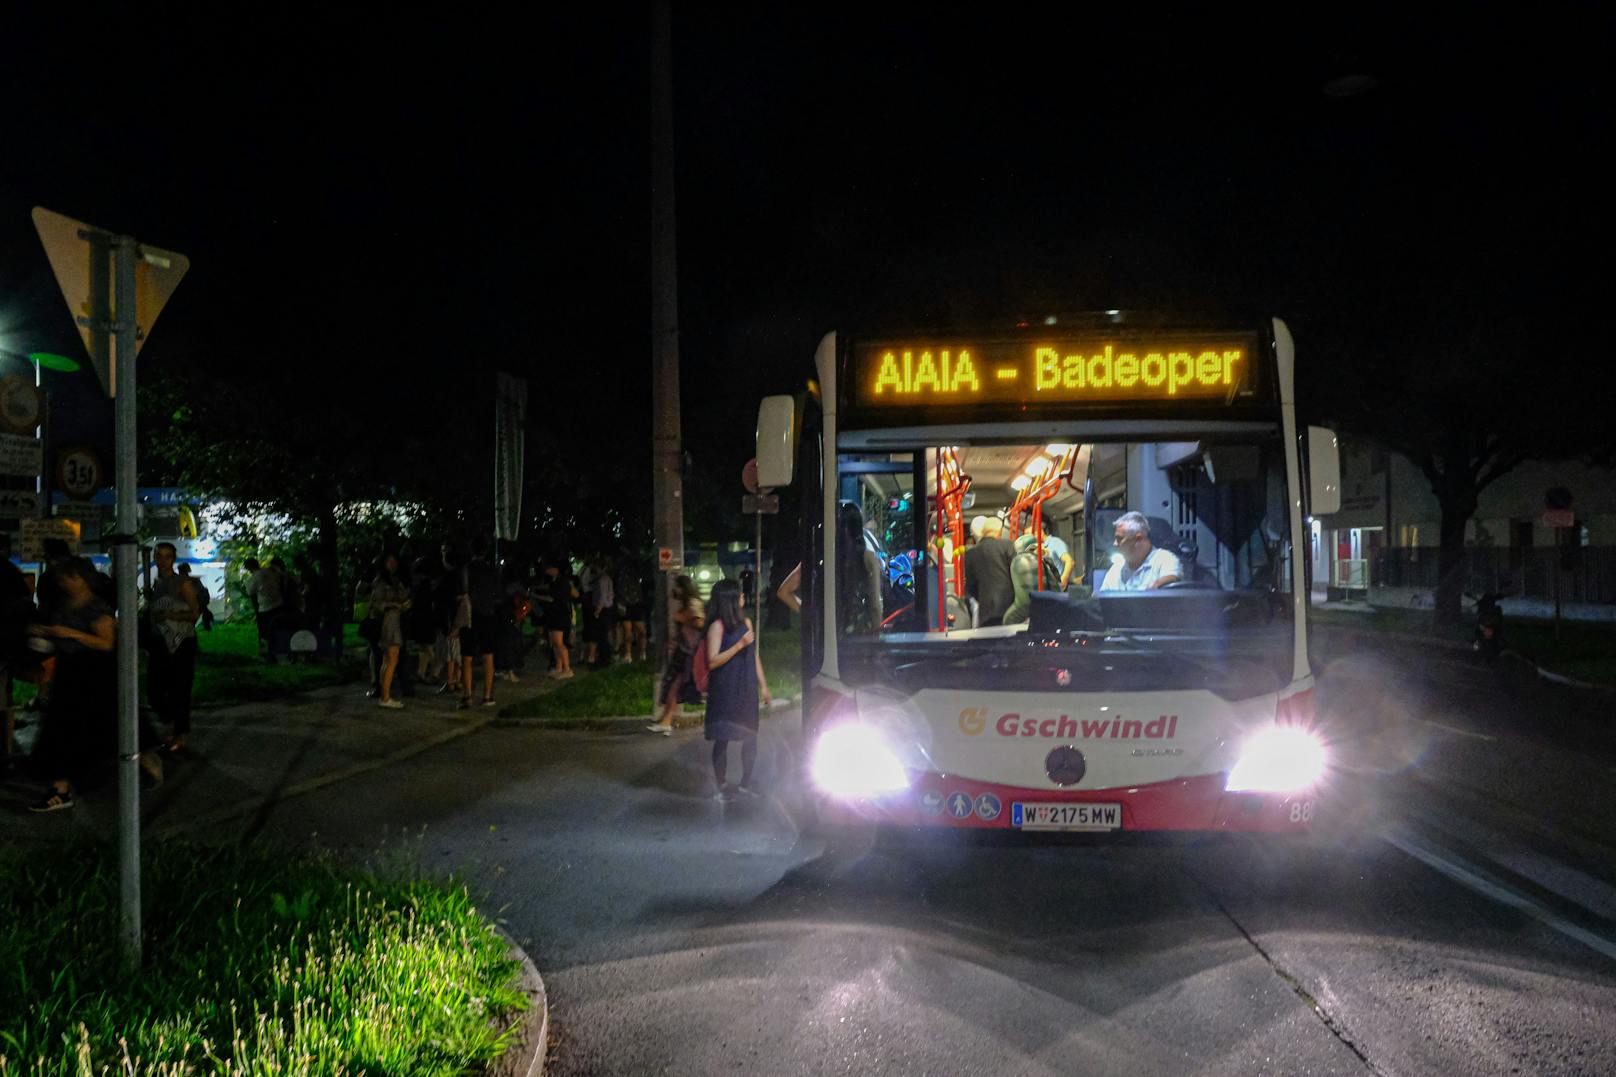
top-left (691, 630), bottom-right (711, 694)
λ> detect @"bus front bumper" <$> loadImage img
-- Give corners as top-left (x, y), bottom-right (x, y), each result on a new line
top-left (815, 772), bottom-right (1317, 833)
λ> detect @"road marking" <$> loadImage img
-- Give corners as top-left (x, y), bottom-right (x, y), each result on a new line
top-left (1385, 828), bottom-right (1616, 963)
top-left (1412, 718), bottom-right (1496, 742)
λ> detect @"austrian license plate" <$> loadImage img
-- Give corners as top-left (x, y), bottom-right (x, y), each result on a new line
top-left (1012, 802), bottom-right (1123, 831)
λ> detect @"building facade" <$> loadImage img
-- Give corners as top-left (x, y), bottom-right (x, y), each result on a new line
top-left (1312, 437), bottom-right (1616, 607)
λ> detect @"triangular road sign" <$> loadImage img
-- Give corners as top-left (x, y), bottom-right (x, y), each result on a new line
top-left (31, 207), bottom-right (189, 397)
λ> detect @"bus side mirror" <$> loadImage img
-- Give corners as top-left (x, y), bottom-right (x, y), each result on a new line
top-left (1307, 426), bottom-right (1341, 515)
top-left (756, 395), bottom-right (796, 487)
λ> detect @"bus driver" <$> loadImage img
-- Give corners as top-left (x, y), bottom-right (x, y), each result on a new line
top-left (1099, 511), bottom-right (1181, 591)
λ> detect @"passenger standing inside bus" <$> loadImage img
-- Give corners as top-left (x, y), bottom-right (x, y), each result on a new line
top-left (1099, 511), bottom-right (1182, 591)
top-left (963, 516), bottom-right (1015, 626)
top-left (836, 502), bottom-right (884, 633)
top-left (148, 542), bottom-right (200, 753)
top-left (702, 579), bottom-right (772, 800)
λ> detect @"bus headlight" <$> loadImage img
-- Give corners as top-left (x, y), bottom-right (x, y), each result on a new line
top-left (1225, 727), bottom-right (1326, 793)
top-left (811, 724), bottom-right (909, 798)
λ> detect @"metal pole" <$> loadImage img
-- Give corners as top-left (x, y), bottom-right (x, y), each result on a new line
top-left (1554, 529), bottom-right (1563, 640)
top-left (651, 0), bottom-right (683, 658)
top-left (37, 364), bottom-right (51, 520)
top-left (113, 235), bottom-right (141, 969)
top-left (754, 511), bottom-right (763, 616)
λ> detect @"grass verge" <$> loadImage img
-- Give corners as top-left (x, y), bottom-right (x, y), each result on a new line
top-left (7, 622), bottom-right (365, 712)
top-left (191, 621), bottom-right (367, 706)
top-left (1312, 605), bottom-right (1616, 687)
top-left (0, 841), bottom-right (525, 1077)
top-left (502, 625), bottom-right (803, 724)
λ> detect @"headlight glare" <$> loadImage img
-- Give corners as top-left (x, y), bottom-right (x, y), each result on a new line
top-left (1225, 726), bottom-right (1326, 793)
top-left (811, 723), bottom-right (909, 798)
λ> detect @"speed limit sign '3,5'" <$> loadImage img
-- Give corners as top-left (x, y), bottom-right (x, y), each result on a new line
top-left (56, 446), bottom-right (104, 498)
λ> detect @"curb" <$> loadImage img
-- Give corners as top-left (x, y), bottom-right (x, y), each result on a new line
top-left (490, 928), bottom-right (548, 1077)
top-left (1532, 665), bottom-right (1616, 694)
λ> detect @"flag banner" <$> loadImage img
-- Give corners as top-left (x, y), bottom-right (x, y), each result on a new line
top-left (494, 373), bottom-right (528, 542)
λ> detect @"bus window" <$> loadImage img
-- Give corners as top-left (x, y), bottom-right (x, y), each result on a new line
top-left (835, 452), bottom-right (919, 635)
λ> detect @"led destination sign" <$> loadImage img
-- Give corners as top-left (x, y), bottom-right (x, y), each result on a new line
top-left (850, 332), bottom-right (1261, 409)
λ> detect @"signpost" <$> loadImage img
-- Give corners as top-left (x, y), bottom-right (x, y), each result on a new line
top-left (17, 518), bottom-right (81, 563)
top-left (32, 207), bottom-right (189, 969)
top-left (0, 432), bottom-right (44, 476)
top-left (1544, 487), bottom-right (1574, 639)
top-left (741, 458), bottom-right (778, 614)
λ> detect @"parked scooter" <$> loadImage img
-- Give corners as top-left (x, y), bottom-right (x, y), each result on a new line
top-left (1471, 592), bottom-right (1505, 660)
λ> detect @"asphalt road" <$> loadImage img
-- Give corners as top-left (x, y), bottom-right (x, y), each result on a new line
top-left (242, 639), bottom-right (1616, 1077)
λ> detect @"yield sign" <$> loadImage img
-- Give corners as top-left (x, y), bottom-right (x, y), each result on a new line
top-left (31, 207), bottom-right (190, 397)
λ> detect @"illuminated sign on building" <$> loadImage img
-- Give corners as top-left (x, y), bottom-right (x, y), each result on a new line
top-left (849, 332), bottom-right (1261, 409)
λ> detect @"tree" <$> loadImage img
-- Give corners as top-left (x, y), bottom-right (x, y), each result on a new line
top-left (141, 361), bottom-right (432, 625)
top-left (1306, 275), bottom-right (1610, 625)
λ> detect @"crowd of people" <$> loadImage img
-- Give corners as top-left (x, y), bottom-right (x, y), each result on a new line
top-left (3, 536), bottom-right (778, 813)
top-left (349, 542), bottom-right (655, 709)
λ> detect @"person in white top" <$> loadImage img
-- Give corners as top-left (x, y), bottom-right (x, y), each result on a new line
top-left (1099, 511), bottom-right (1182, 592)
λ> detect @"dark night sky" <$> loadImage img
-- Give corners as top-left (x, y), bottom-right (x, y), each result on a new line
top-left (1, 7), bottom-right (1609, 485)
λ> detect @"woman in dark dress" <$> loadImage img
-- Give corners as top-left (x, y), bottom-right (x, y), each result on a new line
top-left (701, 579), bottom-right (772, 800)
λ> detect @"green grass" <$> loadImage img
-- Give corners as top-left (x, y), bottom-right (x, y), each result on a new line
top-left (502, 625), bottom-right (803, 724)
top-left (0, 841), bottom-right (525, 1077)
top-left (1312, 605), bottom-right (1616, 686)
top-left (6, 623), bottom-right (363, 715)
top-left (191, 621), bottom-right (367, 706)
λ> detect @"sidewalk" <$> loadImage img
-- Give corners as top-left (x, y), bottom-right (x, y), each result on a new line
top-left (1, 660), bottom-right (582, 848)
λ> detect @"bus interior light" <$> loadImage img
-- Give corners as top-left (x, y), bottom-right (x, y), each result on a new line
top-left (811, 724), bottom-right (909, 799)
top-left (1225, 727), bottom-right (1327, 793)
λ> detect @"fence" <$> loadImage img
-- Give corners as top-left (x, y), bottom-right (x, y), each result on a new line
top-left (1374, 546), bottom-right (1616, 604)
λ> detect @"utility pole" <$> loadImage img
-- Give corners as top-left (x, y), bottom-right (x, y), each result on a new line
top-left (651, 0), bottom-right (683, 656)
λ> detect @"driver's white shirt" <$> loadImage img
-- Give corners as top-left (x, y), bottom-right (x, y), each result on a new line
top-left (1100, 546), bottom-right (1182, 592)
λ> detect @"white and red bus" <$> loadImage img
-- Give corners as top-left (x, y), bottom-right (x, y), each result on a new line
top-left (756, 314), bottom-right (1341, 833)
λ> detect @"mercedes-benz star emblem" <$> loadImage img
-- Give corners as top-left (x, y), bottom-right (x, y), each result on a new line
top-left (1045, 745), bottom-right (1086, 786)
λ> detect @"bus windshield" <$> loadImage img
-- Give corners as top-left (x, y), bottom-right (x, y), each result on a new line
top-left (834, 436), bottom-right (1295, 672)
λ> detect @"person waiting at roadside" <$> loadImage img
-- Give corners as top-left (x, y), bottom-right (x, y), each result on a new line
top-left (534, 560), bottom-right (577, 681)
top-left (245, 556), bottom-right (290, 657)
top-left (701, 579), bottom-right (772, 799)
top-left (1099, 511), bottom-right (1182, 591)
top-left (645, 574), bottom-right (703, 735)
top-left (963, 515), bottom-right (1015, 626)
top-left (28, 559), bottom-right (160, 812)
top-left (617, 564), bottom-right (649, 662)
top-left (369, 553), bottom-right (411, 709)
top-left (409, 557), bottom-right (441, 686)
top-left (148, 542), bottom-right (200, 753)
top-left (177, 563), bottom-right (213, 631)
top-left (461, 538), bottom-right (504, 708)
